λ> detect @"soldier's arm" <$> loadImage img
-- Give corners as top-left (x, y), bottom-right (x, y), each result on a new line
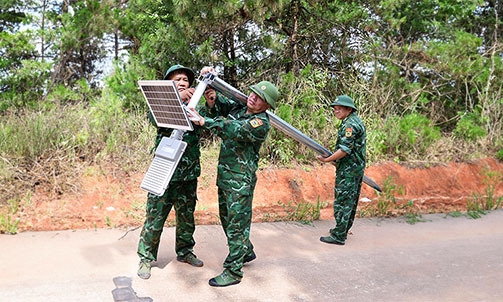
top-left (317, 149), bottom-right (347, 163)
top-left (338, 118), bottom-right (365, 155)
top-left (203, 115), bottom-right (269, 143)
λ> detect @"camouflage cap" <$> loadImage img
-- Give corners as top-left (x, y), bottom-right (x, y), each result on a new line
top-left (163, 64), bottom-right (195, 86)
top-left (330, 95), bottom-right (357, 111)
top-left (250, 81), bottom-right (279, 109)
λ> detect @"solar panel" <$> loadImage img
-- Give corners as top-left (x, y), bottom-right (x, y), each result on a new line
top-left (138, 80), bottom-right (194, 131)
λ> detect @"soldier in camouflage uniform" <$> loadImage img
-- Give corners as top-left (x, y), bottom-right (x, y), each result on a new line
top-left (137, 64), bottom-right (215, 279)
top-left (317, 95), bottom-right (366, 245)
top-left (190, 71), bottom-right (279, 287)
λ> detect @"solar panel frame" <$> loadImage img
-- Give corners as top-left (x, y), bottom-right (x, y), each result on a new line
top-left (138, 80), bottom-right (194, 131)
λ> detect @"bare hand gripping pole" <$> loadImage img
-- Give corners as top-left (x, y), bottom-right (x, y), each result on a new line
top-left (201, 73), bottom-right (382, 192)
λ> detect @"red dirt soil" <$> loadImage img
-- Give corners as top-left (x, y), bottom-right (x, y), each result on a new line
top-left (16, 158), bottom-right (503, 232)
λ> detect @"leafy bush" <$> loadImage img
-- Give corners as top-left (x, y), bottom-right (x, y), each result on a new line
top-left (105, 57), bottom-right (157, 111)
top-left (264, 65), bottom-right (333, 165)
top-left (364, 114), bottom-right (388, 162)
top-left (497, 148), bottom-right (503, 162)
top-left (0, 60), bottom-right (52, 112)
top-left (453, 111), bottom-right (486, 141)
top-left (378, 113), bottom-right (441, 160)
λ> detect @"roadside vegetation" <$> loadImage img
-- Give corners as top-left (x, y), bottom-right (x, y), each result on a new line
top-left (359, 170), bottom-right (503, 224)
top-left (1, 0), bottom-right (503, 233)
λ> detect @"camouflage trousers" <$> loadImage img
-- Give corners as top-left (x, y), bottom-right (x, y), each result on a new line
top-left (218, 187), bottom-right (255, 278)
top-left (330, 165), bottom-right (364, 242)
top-left (137, 179), bottom-right (198, 262)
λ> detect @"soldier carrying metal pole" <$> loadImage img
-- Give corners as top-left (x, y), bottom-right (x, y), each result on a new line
top-left (195, 72), bottom-right (381, 192)
top-left (317, 95), bottom-right (367, 246)
top-left (188, 67), bottom-right (280, 287)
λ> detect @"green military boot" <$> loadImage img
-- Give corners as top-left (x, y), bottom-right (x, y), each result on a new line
top-left (320, 235), bottom-right (345, 245)
top-left (243, 251), bottom-right (256, 263)
top-left (177, 253), bottom-right (204, 267)
top-left (208, 270), bottom-right (241, 287)
top-left (137, 261), bottom-right (151, 279)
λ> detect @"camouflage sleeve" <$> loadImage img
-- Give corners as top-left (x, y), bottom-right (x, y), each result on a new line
top-left (198, 94), bottom-right (219, 118)
top-left (338, 116), bottom-right (364, 155)
top-left (204, 115), bottom-right (270, 143)
top-left (198, 104), bottom-right (216, 118)
top-left (211, 92), bottom-right (245, 118)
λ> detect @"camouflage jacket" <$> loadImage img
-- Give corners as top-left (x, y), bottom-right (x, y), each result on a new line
top-left (203, 94), bottom-right (271, 194)
top-left (334, 112), bottom-right (366, 172)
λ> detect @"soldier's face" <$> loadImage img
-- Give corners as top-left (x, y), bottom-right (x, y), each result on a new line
top-left (333, 105), bottom-right (352, 120)
top-left (170, 72), bottom-right (190, 92)
top-left (246, 92), bottom-right (270, 114)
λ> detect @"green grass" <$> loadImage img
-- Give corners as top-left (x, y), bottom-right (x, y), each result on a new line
top-left (279, 198), bottom-right (328, 225)
top-left (0, 198), bottom-right (20, 234)
top-left (466, 168), bottom-right (503, 219)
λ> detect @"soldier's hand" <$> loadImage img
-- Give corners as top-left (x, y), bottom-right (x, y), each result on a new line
top-left (179, 88), bottom-right (195, 101)
top-left (204, 88), bottom-right (216, 108)
top-left (201, 66), bottom-right (215, 75)
top-left (316, 155), bottom-right (327, 163)
top-left (188, 108), bottom-right (204, 126)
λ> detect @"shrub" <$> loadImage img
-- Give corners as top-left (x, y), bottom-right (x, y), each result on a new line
top-left (497, 148), bottom-right (503, 162)
top-left (264, 65), bottom-right (333, 165)
top-left (453, 112), bottom-right (486, 141)
top-left (379, 113), bottom-right (441, 160)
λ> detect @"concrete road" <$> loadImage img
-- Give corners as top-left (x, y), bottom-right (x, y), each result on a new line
top-left (1, 210), bottom-right (502, 302)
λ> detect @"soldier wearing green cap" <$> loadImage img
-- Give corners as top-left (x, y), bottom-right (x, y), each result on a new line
top-left (137, 64), bottom-right (215, 279)
top-left (316, 95), bottom-right (366, 246)
top-left (190, 68), bottom-right (279, 287)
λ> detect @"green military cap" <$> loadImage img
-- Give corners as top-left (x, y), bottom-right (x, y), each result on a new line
top-left (330, 95), bottom-right (357, 111)
top-left (163, 64), bottom-right (195, 86)
top-left (250, 81), bottom-right (279, 109)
